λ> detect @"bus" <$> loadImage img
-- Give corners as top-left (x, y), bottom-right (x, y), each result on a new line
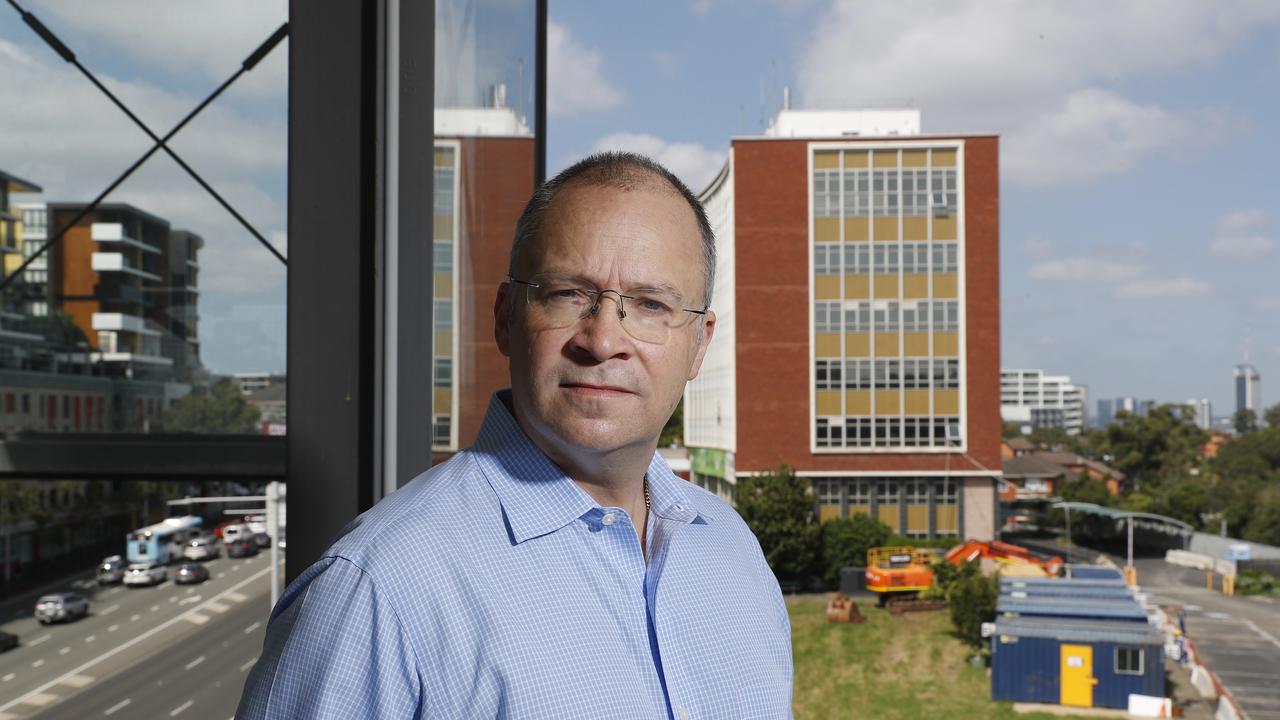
top-left (126, 516), bottom-right (204, 564)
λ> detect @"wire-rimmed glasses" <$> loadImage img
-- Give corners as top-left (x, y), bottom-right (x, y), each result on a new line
top-left (509, 273), bottom-right (707, 344)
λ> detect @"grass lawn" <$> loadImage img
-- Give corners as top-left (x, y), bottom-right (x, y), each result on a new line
top-left (789, 596), bottom-right (1096, 720)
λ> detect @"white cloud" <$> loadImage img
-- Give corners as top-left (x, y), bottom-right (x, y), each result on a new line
top-left (1211, 209), bottom-right (1276, 259)
top-left (1114, 278), bottom-right (1212, 300)
top-left (1027, 258), bottom-right (1143, 284)
top-left (691, 0), bottom-right (715, 16)
top-left (1253, 296), bottom-right (1280, 311)
top-left (548, 22), bottom-right (623, 116)
top-left (590, 132), bottom-right (726, 193)
top-left (797, 0), bottom-right (1279, 185)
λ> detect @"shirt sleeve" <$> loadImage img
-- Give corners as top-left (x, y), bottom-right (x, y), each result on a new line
top-left (236, 556), bottom-right (423, 719)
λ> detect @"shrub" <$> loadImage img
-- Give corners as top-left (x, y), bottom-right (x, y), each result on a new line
top-left (819, 514), bottom-right (891, 585)
top-left (947, 566), bottom-right (998, 647)
top-left (1237, 569), bottom-right (1279, 596)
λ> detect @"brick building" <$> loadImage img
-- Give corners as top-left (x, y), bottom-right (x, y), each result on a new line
top-left (685, 108), bottom-right (1001, 540)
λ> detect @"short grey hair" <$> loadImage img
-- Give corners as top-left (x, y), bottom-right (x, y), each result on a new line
top-left (508, 151), bottom-right (716, 310)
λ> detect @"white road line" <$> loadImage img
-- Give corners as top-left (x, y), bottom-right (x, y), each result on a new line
top-left (150, 605), bottom-right (160, 612)
top-left (104, 698), bottom-right (132, 716)
top-left (207, 601), bottom-right (230, 613)
top-left (239, 658), bottom-right (256, 672)
top-left (169, 596), bottom-right (177, 603)
top-left (244, 621), bottom-right (261, 635)
top-left (185, 613), bottom-right (210, 626)
top-left (129, 614), bottom-right (140, 622)
top-left (170, 699), bottom-right (193, 716)
top-left (107, 624), bottom-right (119, 632)
top-left (232, 565), bottom-right (240, 571)
top-left (178, 595), bottom-right (202, 606)
top-left (0, 565), bottom-right (272, 714)
top-left (226, 592), bottom-right (247, 603)
top-left (185, 656), bottom-right (205, 670)
top-left (59, 674), bottom-right (93, 688)
top-left (58, 647), bottom-right (69, 655)
top-left (217, 572), bottom-right (226, 579)
top-left (28, 634), bottom-right (50, 646)
top-left (86, 635), bottom-right (96, 643)
top-left (2, 673), bottom-right (14, 681)
top-left (20, 692), bottom-right (58, 707)
top-left (31, 660), bottom-right (43, 669)
top-left (100, 604), bottom-right (119, 615)
top-left (1243, 619), bottom-right (1280, 651)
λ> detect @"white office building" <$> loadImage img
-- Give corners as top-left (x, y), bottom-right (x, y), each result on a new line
top-left (1000, 369), bottom-right (1086, 435)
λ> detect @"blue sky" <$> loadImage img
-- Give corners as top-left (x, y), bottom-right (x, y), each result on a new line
top-left (1, 1), bottom-right (1276, 418)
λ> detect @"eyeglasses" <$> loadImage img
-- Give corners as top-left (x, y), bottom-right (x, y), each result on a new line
top-left (509, 273), bottom-right (707, 344)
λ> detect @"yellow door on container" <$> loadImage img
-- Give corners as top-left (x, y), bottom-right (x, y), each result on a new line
top-left (1060, 644), bottom-right (1094, 707)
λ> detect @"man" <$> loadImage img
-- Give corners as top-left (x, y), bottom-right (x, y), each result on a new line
top-left (237, 152), bottom-right (793, 719)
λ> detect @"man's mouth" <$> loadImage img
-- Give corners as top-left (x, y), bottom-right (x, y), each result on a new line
top-left (560, 382), bottom-right (633, 396)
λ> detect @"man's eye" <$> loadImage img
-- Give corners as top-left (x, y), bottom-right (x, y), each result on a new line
top-left (544, 287), bottom-right (588, 302)
top-left (634, 296), bottom-right (673, 314)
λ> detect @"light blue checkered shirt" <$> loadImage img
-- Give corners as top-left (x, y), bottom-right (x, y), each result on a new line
top-left (238, 391), bottom-right (792, 719)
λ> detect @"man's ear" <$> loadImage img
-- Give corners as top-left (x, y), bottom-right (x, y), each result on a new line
top-left (687, 309), bottom-right (716, 381)
top-left (494, 282), bottom-right (513, 357)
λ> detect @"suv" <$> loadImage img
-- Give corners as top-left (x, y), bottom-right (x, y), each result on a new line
top-left (227, 538), bottom-right (259, 558)
top-left (182, 536), bottom-right (221, 561)
top-left (97, 555), bottom-right (126, 585)
top-left (34, 593), bottom-right (89, 624)
top-left (123, 562), bottom-right (167, 587)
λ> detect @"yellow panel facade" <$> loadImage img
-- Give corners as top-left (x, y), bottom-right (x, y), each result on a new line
top-left (814, 275), bottom-right (841, 299)
top-left (904, 390), bottom-right (930, 415)
top-left (933, 216), bottom-right (957, 240)
top-left (902, 150), bottom-right (928, 168)
top-left (434, 272), bottom-right (453, 298)
top-left (934, 331), bottom-right (958, 357)
top-left (814, 152), bottom-right (839, 169)
top-left (815, 217), bottom-right (839, 242)
top-left (848, 504), bottom-right (870, 518)
top-left (845, 333), bottom-right (870, 357)
top-left (816, 390), bottom-right (842, 416)
top-left (844, 218), bottom-right (869, 241)
top-left (844, 275), bottom-right (870, 298)
top-left (907, 505), bottom-right (929, 534)
top-left (819, 506), bottom-right (841, 522)
top-left (874, 333), bottom-right (899, 357)
top-left (435, 331), bottom-right (453, 355)
top-left (933, 273), bottom-right (958, 298)
top-left (878, 506), bottom-right (900, 532)
top-left (815, 333), bottom-right (841, 357)
top-left (872, 151), bottom-right (898, 168)
top-left (873, 276), bottom-right (899, 299)
top-left (903, 216), bottom-right (927, 240)
top-left (902, 274), bottom-right (928, 298)
top-left (932, 149), bottom-right (957, 167)
top-left (843, 151), bottom-right (868, 168)
top-left (434, 215), bottom-right (454, 240)
top-left (903, 332), bottom-right (929, 356)
top-left (936, 506), bottom-right (958, 534)
top-left (434, 388), bottom-right (452, 411)
top-left (845, 390), bottom-right (871, 415)
top-left (873, 216), bottom-right (898, 241)
top-left (875, 390), bottom-right (901, 414)
top-left (935, 389), bottom-right (960, 415)
top-left (434, 148), bottom-right (453, 166)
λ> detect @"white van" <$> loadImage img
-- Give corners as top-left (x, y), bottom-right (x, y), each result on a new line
top-left (222, 524), bottom-right (249, 544)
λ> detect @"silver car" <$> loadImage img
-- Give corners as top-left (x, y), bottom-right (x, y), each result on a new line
top-left (182, 536), bottom-right (221, 561)
top-left (35, 593), bottom-right (89, 624)
top-left (123, 562), bottom-right (167, 587)
top-left (97, 555), bottom-right (126, 585)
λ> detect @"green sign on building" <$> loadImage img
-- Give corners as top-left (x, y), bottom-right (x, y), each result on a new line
top-left (689, 447), bottom-right (727, 479)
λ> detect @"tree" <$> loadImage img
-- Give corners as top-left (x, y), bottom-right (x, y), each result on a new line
top-left (659, 399), bottom-right (683, 447)
top-left (1098, 404), bottom-right (1207, 490)
top-left (0, 482), bottom-right (41, 585)
top-left (947, 562), bottom-right (998, 647)
top-left (818, 514), bottom-right (891, 585)
top-left (1001, 421), bottom-right (1023, 440)
top-left (161, 379), bottom-right (261, 434)
top-left (1265, 403), bottom-right (1280, 430)
top-left (736, 464), bottom-right (820, 583)
top-left (1234, 409), bottom-right (1259, 435)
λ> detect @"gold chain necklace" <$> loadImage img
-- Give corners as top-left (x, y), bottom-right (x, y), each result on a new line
top-left (644, 473), bottom-right (651, 512)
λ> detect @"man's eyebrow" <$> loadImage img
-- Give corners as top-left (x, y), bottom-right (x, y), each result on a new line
top-left (532, 270), bottom-right (687, 299)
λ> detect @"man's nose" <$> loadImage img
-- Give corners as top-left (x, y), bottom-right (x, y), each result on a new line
top-left (572, 293), bottom-right (631, 359)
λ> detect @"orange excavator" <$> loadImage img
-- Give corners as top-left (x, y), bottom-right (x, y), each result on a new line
top-left (865, 540), bottom-right (1063, 605)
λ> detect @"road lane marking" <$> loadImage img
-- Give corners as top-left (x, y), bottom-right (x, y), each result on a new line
top-left (244, 621), bottom-right (261, 634)
top-left (227, 592), bottom-right (247, 602)
top-left (2, 673), bottom-right (14, 681)
top-left (29, 634), bottom-right (50, 646)
top-left (207, 601), bottom-right (230, 613)
top-left (1244, 619), bottom-right (1280, 651)
top-left (184, 613), bottom-right (210, 625)
top-left (31, 660), bottom-right (43, 669)
top-left (104, 698), bottom-right (131, 715)
top-left (217, 573), bottom-right (226, 579)
top-left (239, 658), bottom-right (256, 672)
top-left (151, 605), bottom-right (160, 612)
top-left (107, 624), bottom-right (119, 632)
top-left (20, 692), bottom-right (58, 707)
top-left (232, 565), bottom-right (240, 571)
top-left (178, 595), bottom-right (202, 606)
top-left (169, 596), bottom-right (177, 603)
top-left (58, 647), bottom-right (70, 655)
top-left (59, 674), bottom-right (93, 688)
top-left (0, 565), bottom-right (272, 715)
top-left (185, 656), bottom-right (205, 670)
top-left (170, 699), bottom-right (193, 716)
top-left (86, 635), bottom-right (96, 643)
top-left (100, 604), bottom-right (119, 615)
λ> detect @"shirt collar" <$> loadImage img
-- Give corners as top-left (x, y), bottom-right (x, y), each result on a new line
top-left (472, 391), bottom-right (702, 544)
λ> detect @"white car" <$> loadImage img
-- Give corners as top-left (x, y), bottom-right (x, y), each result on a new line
top-left (182, 537), bottom-right (221, 561)
top-left (123, 562), bottom-right (167, 587)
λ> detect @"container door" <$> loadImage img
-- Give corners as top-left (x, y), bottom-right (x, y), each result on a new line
top-left (1060, 644), bottom-right (1094, 707)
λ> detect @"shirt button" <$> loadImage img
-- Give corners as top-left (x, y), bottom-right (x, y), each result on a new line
top-left (677, 707), bottom-right (689, 720)
top-left (601, 513), bottom-right (616, 526)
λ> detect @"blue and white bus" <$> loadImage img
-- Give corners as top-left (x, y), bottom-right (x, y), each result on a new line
top-left (126, 516), bottom-right (203, 564)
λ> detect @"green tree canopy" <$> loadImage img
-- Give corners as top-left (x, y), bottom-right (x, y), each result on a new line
top-left (1265, 402), bottom-right (1280, 429)
top-left (161, 379), bottom-right (261, 434)
top-left (818, 514), bottom-right (891, 584)
top-left (1098, 404), bottom-right (1207, 490)
top-left (736, 464), bottom-right (820, 583)
top-left (1234, 408), bottom-right (1259, 435)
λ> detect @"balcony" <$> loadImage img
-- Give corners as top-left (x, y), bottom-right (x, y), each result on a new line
top-left (91, 312), bottom-right (162, 338)
top-left (90, 252), bottom-right (162, 282)
top-left (90, 223), bottom-right (162, 254)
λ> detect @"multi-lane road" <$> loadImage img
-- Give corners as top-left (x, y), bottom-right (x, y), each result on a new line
top-left (0, 551), bottom-right (277, 719)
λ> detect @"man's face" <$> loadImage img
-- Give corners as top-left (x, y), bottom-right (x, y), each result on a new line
top-left (495, 181), bottom-right (715, 459)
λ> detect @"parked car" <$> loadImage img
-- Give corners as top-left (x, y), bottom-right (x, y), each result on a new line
top-left (123, 562), bottom-right (167, 587)
top-left (252, 532), bottom-right (272, 549)
top-left (97, 555), bottom-right (126, 585)
top-left (34, 593), bottom-right (89, 624)
top-left (173, 563), bottom-right (210, 585)
top-left (182, 536), bottom-right (221, 561)
top-left (226, 538), bottom-right (259, 558)
top-left (0, 629), bottom-right (18, 652)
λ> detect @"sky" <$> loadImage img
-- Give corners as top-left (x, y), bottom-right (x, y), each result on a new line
top-left (1, 1), bottom-right (1277, 418)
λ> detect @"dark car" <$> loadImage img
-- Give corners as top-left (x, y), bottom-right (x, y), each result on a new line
top-left (252, 532), bottom-right (272, 549)
top-left (227, 539), bottom-right (259, 558)
top-left (173, 563), bottom-right (210, 585)
top-left (0, 630), bottom-right (17, 652)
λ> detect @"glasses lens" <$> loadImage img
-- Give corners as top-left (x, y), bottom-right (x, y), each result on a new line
top-left (519, 276), bottom-right (693, 344)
